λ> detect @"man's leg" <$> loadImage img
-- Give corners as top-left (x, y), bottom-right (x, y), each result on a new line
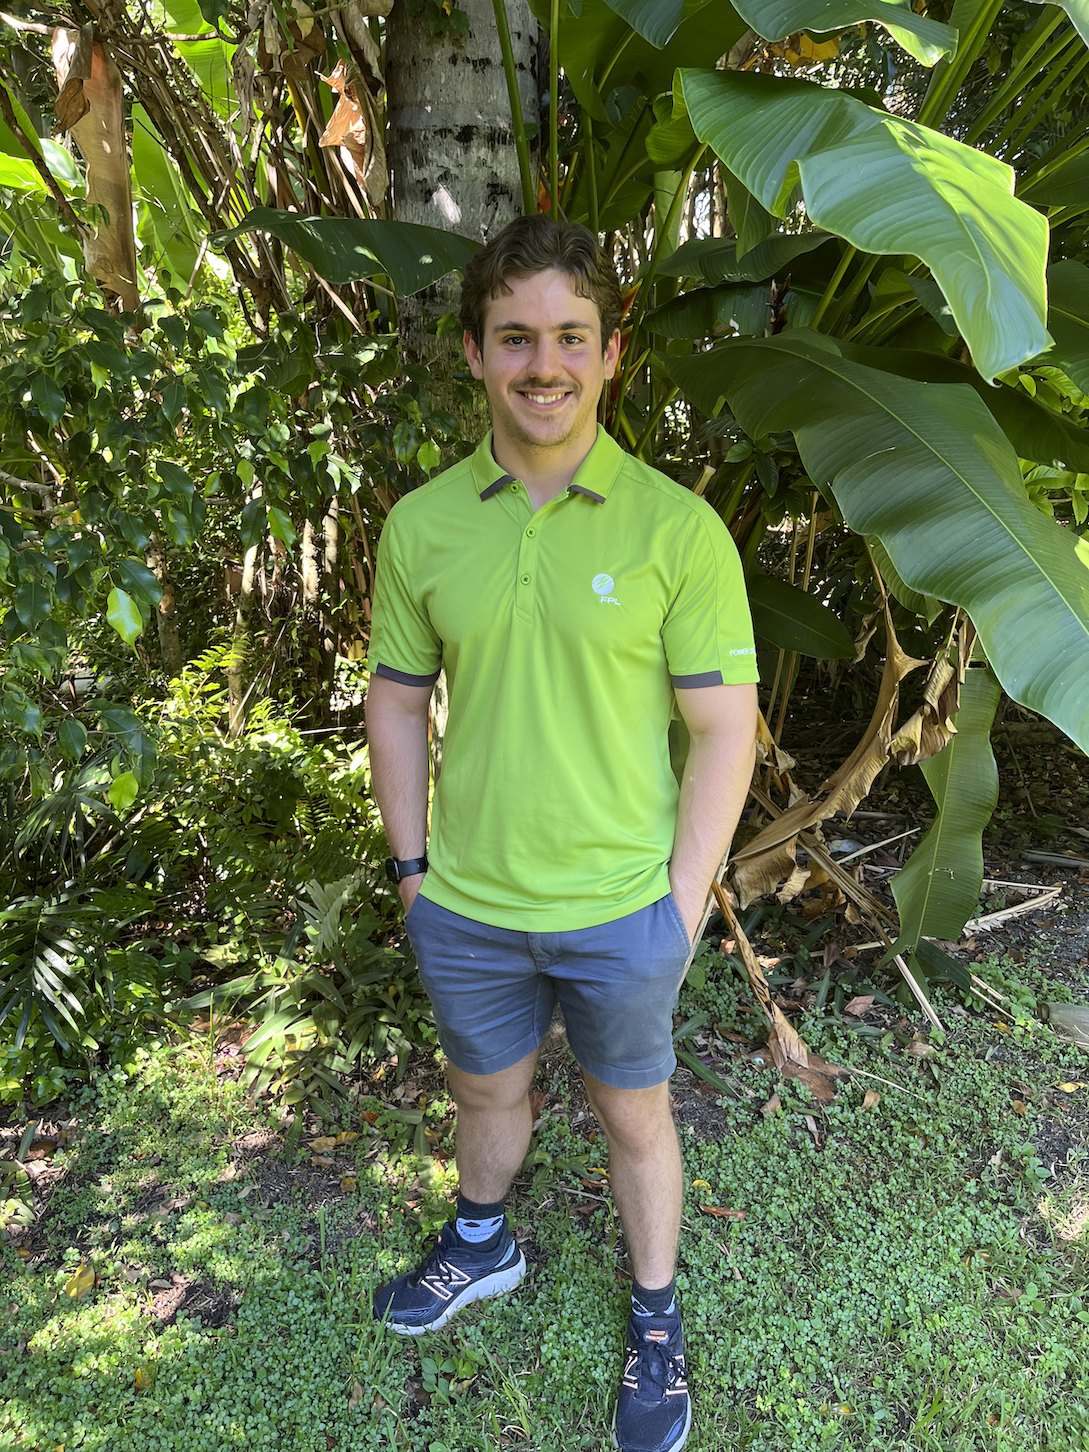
top-left (446, 1049), bottom-right (540, 1202)
top-left (581, 1074), bottom-right (682, 1289)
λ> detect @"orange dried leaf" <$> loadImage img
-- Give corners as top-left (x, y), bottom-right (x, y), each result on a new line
top-left (309, 1136), bottom-right (337, 1152)
top-left (335, 1131), bottom-right (358, 1146)
top-left (699, 1205), bottom-right (746, 1221)
top-left (843, 995), bottom-right (875, 1018)
top-left (760, 1093), bottom-right (781, 1116)
top-left (340, 1176), bottom-right (358, 1193)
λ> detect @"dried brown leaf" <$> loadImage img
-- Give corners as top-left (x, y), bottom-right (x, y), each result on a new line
top-left (843, 995), bottom-right (875, 1018)
top-left (309, 1136), bottom-right (337, 1152)
top-left (699, 1205), bottom-right (746, 1220)
top-left (861, 1089), bottom-right (881, 1112)
top-left (340, 1176), bottom-right (358, 1193)
top-left (760, 1093), bottom-right (781, 1115)
top-left (348, 1379), bottom-right (364, 1411)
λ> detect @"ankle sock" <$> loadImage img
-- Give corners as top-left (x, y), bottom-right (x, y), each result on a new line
top-left (454, 1194), bottom-right (507, 1251)
top-left (631, 1277), bottom-right (677, 1318)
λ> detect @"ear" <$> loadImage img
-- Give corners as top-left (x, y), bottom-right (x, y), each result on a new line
top-left (463, 329), bottom-right (484, 380)
top-left (602, 328), bottom-right (622, 381)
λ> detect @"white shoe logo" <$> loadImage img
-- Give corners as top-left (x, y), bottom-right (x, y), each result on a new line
top-left (592, 573), bottom-right (614, 594)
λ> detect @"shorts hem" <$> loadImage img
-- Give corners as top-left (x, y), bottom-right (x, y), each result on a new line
top-left (573, 1050), bottom-right (676, 1091)
top-left (438, 1030), bottom-right (547, 1079)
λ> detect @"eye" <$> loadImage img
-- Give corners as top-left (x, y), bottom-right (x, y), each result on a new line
top-left (503, 334), bottom-right (527, 346)
top-left (561, 334), bottom-right (586, 346)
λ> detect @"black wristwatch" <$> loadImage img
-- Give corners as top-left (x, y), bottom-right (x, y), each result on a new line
top-left (385, 854), bottom-right (429, 884)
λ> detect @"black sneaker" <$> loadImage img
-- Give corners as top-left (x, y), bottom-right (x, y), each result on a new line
top-left (372, 1221), bottom-right (526, 1336)
top-left (613, 1310), bottom-right (691, 1452)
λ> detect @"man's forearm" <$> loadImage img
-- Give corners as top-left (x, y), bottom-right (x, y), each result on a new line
top-left (365, 675), bottom-right (431, 860)
top-left (669, 684), bottom-right (758, 941)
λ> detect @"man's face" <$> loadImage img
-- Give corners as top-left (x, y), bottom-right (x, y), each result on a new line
top-left (463, 268), bottom-right (621, 459)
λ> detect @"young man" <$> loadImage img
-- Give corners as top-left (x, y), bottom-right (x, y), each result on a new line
top-left (365, 215), bottom-right (758, 1452)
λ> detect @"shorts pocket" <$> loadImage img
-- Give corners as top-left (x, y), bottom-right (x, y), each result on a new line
top-left (664, 892), bottom-right (693, 955)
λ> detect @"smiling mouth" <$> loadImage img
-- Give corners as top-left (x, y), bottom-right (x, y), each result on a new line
top-left (516, 389), bottom-right (573, 408)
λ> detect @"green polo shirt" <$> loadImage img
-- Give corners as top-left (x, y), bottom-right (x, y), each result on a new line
top-left (367, 426), bottom-right (758, 931)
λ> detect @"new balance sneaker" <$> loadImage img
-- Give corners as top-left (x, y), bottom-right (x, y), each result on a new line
top-left (372, 1220), bottom-right (526, 1336)
top-left (613, 1310), bottom-right (692, 1452)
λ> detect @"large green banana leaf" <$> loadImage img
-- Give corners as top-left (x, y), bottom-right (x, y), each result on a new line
top-left (1027, 0), bottom-right (1088, 46)
top-left (732, 0), bottom-right (958, 66)
top-left (676, 68), bottom-right (1051, 380)
top-left (747, 573), bottom-right (855, 657)
top-left (211, 212), bottom-right (480, 293)
top-left (132, 105), bottom-right (202, 289)
top-left (646, 283), bottom-right (771, 337)
top-left (558, 0), bottom-right (747, 122)
top-left (599, 0), bottom-right (690, 46)
top-left (666, 332), bottom-right (1089, 751)
top-left (838, 343), bottom-right (1089, 473)
top-left (659, 230), bottom-right (833, 285)
top-left (891, 666), bottom-right (1001, 954)
top-left (1047, 260), bottom-right (1089, 394)
top-left (1019, 151), bottom-right (1089, 211)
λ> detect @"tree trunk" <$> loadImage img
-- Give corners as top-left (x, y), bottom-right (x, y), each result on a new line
top-left (228, 536), bottom-right (260, 737)
top-left (386, 0), bottom-right (538, 428)
top-left (146, 531), bottom-right (183, 681)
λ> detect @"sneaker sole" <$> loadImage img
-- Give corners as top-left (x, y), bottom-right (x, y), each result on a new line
top-left (612, 1396), bottom-right (692, 1452)
top-left (384, 1250), bottom-right (527, 1336)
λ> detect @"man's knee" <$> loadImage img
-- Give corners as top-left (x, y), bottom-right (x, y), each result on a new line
top-left (446, 1052), bottom-right (538, 1114)
top-left (583, 1075), bottom-right (674, 1151)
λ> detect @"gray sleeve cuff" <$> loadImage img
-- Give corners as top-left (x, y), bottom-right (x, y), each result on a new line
top-left (671, 670), bottom-right (725, 688)
top-left (373, 662), bottom-right (441, 687)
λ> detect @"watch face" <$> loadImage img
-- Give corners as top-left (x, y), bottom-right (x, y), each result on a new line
top-left (385, 859), bottom-right (400, 884)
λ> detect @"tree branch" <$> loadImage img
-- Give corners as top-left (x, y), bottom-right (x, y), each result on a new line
top-left (0, 80), bottom-right (84, 235)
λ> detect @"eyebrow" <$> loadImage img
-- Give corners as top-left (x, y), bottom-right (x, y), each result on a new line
top-left (490, 319), bottom-right (595, 334)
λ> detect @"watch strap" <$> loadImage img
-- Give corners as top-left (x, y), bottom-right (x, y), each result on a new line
top-left (386, 854), bottom-right (429, 883)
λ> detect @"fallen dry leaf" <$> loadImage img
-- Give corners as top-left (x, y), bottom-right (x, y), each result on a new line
top-left (529, 1089), bottom-right (548, 1117)
top-left (348, 1379), bottom-right (364, 1412)
top-left (359, 1111), bottom-right (378, 1126)
top-left (843, 995), bottom-right (875, 1018)
top-left (340, 1177), bottom-right (358, 1193)
top-left (311, 1155), bottom-right (334, 1168)
top-left (905, 1040), bottom-right (936, 1058)
top-left (699, 1205), bottom-right (746, 1221)
top-left (1057, 1083), bottom-right (1087, 1093)
top-left (335, 1132), bottom-right (358, 1146)
top-left (64, 1262), bottom-right (96, 1300)
top-left (1011, 1100), bottom-right (1028, 1116)
top-left (690, 1179), bottom-right (711, 1190)
top-left (760, 1093), bottom-right (781, 1116)
top-left (134, 1366), bottom-right (151, 1390)
top-left (309, 1136), bottom-right (337, 1153)
top-left (223, 1212), bottom-right (242, 1226)
top-left (861, 1089), bottom-right (881, 1112)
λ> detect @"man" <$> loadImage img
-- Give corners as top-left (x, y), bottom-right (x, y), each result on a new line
top-left (366, 214), bottom-right (758, 1452)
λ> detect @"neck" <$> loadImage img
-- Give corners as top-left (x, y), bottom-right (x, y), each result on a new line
top-left (490, 425), bottom-right (599, 512)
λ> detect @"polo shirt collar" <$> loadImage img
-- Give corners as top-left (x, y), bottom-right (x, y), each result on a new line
top-left (471, 426), bottom-right (626, 505)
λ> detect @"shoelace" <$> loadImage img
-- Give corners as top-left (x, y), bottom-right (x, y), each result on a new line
top-left (407, 1238), bottom-right (457, 1288)
top-left (631, 1336), bottom-right (685, 1400)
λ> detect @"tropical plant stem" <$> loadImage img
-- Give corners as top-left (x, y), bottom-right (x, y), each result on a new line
top-left (963, 20), bottom-right (1070, 145)
top-left (599, 100), bottom-right (651, 212)
top-left (549, 0), bottom-right (560, 217)
top-left (597, 28), bottom-right (635, 96)
top-left (826, 254), bottom-right (879, 334)
top-left (585, 114), bottom-right (600, 234)
top-left (0, 81), bottom-right (83, 236)
top-left (1020, 126), bottom-right (1089, 191)
top-left (490, 0), bottom-right (536, 216)
top-left (917, 0), bottom-right (1005, 132)
top-left (611, 146), bottom-right (705, 432)
top-left (773, 497), bottom-right (819, 745)
top-left (1002, 51), bottom-right (1089, 159)
top-left (632, 385), bottom-right (678, 460)
top-left (808, 245), bottom-right (855, 331)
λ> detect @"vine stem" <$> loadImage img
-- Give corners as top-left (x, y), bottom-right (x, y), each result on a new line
top-left (549, 0), bottom-right (560, 217)
top-left (808, 245), bottom-right (854, 331)
top-left (490, 0), bottom-right (536, 216)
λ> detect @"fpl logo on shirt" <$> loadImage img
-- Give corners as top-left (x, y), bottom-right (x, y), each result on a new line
top-left (592, 573), bottom-right (620, 606)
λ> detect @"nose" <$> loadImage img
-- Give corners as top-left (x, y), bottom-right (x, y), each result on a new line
top-left (525, 335), bottom-right (564, 380)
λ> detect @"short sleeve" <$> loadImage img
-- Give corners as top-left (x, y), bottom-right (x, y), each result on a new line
top-left (661, 503), bottom-right (758, 687)
top-left (366, 508), bottom-right (442, 687)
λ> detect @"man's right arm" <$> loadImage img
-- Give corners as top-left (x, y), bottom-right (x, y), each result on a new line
top-left (365, 673), bottom-right (434, 914)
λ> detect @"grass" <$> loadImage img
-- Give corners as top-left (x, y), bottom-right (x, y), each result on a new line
top-left (3, 955), bottom-right (1089, 1452)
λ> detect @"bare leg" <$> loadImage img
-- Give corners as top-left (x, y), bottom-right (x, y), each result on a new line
top-left (446, 1050), bottom-right (540, 1204)
top-left (582, 1074), bottom-right (682, 1290)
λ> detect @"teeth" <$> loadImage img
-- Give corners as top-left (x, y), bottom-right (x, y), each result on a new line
top-left (525, 393), bottom-right (566, 404)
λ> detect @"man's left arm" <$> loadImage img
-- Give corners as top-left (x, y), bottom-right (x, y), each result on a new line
top-left (669, 682), bottom-right (759, 945)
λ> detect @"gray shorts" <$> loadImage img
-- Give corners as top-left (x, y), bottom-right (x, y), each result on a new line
top-left (404, 892), bottom-right (692, 1089)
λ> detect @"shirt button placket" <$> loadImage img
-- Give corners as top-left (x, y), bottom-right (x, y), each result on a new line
top-left (516, 513), bottom-right (538, 619)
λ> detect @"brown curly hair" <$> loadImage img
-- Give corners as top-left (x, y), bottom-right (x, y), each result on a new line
top-left (459, 215), bottom-right (623, 352)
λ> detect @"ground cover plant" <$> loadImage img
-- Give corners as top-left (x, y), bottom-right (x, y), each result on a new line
top-left (3, 908), bottom-right (1089, 1452)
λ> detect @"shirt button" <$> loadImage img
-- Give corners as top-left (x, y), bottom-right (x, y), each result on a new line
top-left (510, 483), bottom-right (519, 492)
top-left (526, 527), bottom-right (535, 538)
top-left (520, 573), bottom-right (530, 585)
